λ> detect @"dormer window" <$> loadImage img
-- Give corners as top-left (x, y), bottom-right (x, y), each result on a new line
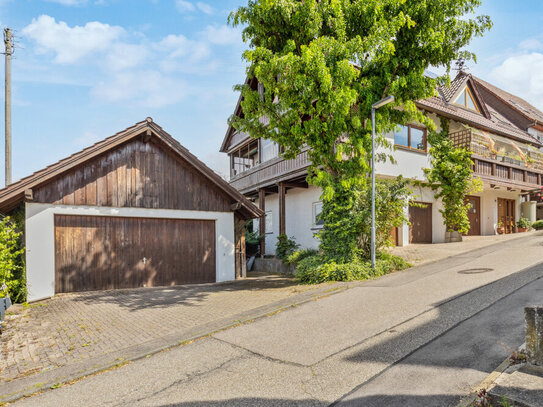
top-left (454, 86), bottom-right (480, 113)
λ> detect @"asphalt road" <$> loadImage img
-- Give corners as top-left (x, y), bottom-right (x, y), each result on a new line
top-left (12, 233), bottom-right (543, 406)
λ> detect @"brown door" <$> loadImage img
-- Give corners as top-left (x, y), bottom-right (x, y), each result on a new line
top-left (54, 215), bottom-right (216, 293)
top-left (389, 227), bottom-right (399, 246)
top-left (409, 202), bottom-right (432, 244)
top-left (497, 198), bottom-right (516, 234)
top-left (465, 196), bottom-right (481, 236)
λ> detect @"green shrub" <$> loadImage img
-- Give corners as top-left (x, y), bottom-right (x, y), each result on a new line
top-left (294, 252), bottom-right (411, 284)
top-left (318, 178), bottom-right (412, 263)
top-left (532, 220), bottom-right (543, 230)
top-left (275, 235), bottom-right (299, 262)
top-left (517, 217), bottom-right (531, 229)
top-left (285, 248), bottom-right (319, 265)
top-left (0, 215), bottom-right (26, 302)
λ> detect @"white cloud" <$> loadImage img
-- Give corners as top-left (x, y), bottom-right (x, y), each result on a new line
top-left (175, 0), bottom-right (195, 13)
top-left (201, 25), bottom-right (242, 45)
top-left (196, 2), bottom-right (213, 14)
top-left (176, 1), bottom-right (213, 15)
top-left (155, 34), bottom-right (211, 72)
top-left (519, 38), bottom-right (543, 52)
top-left (490, 52), bottom-right (543, 111)
top-left (105, 43), bottom-right (149, 71)
top-left (23, 15), bottom-right (124, 63)
top-left (92, 70), bottom-right (187, 108)
top-left (22, 14), bottom-right (241, 108)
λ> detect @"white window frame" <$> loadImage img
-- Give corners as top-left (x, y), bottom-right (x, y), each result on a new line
top-left (312, 201), bottom-right (324, 230)
top-left (265, 210), bottom-right (273, 234)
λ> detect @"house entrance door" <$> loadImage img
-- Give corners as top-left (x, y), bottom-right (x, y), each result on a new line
top-left (465, 196), bottom-right (481, 236)
top-left (497, 198), bottom-right (516, 234)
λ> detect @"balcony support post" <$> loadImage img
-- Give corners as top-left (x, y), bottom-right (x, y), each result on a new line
top-left (258, 188), bottom-right (266, 256)
top-left (278, 182), bottom-right (286, 236)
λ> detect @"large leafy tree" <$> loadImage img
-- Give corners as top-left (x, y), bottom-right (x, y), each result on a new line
top-left (229, 0), bottom-right (491, 260)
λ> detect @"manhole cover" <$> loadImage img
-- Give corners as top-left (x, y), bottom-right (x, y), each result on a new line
top-left (458, 268), bottom-right (494, 274)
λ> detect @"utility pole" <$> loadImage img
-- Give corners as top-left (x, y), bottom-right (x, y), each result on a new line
top-left (4, 28), bottom-right (12, 186)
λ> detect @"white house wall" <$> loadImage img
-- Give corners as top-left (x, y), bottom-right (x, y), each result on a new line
top-left (251, 112), bottom-right (526, 252)
top-left (471, 188), bottom-right (522, 235)
top-left (25, 202), bottom-right (236, 302)
top-left (285, 186), bottom-right (322, 251)
top-left (256, 186), bottom-right (321, 255)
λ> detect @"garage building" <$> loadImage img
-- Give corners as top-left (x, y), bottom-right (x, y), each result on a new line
top-left (0, 118), bottom-right (262, 302)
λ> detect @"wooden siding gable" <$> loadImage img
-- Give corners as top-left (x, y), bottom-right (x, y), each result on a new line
top-left (33, 137), bottom-right (233, 212)
top-left (0, 118), bottom-right (263, 218)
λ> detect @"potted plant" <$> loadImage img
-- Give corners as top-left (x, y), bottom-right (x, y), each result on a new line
top-left (517, 217), bottom-right (531, 233)
top-left (497, 220), bottom-right (505, 235)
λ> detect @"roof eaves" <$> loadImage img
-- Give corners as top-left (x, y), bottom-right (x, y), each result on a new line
top-left (471, 76), bottom-right (543, 126)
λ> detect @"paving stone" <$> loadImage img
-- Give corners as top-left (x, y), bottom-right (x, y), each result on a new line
top-left (0, 274), bottom-right (327, 382)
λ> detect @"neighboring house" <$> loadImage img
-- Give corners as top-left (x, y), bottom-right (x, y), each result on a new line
top-left (220, 71), bottom-right (543, 255)
top-left (0, 118), bottom-right (262, 302)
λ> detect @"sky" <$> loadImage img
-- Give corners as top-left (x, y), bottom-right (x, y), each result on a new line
top-left (1, 0), bottom-right (543, 186)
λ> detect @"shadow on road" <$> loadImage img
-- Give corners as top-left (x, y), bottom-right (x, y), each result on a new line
top-left (67, 272), bottom-right (302, 311)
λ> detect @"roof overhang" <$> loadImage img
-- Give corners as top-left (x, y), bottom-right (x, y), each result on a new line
top-left (0, 119), bottom-right (263, 219)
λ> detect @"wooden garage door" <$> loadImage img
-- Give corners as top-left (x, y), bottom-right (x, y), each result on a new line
top-left (409, 202), bottom-right (432, 244)
top-left (54, 215), bottom-right (216, 293)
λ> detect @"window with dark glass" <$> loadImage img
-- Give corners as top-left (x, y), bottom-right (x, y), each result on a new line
top-left (394, 124), bottom-right (427, 152)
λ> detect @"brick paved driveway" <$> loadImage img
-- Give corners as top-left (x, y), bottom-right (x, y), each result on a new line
top-left (0, 273), bottom-right (325, 383)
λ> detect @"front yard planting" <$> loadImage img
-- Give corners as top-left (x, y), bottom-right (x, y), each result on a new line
top-left (290, 251), bottom-right (410, 285)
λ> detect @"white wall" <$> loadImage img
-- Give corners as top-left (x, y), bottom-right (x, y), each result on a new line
top-left (471, 188), bottom-right (522, 235)
top-left (257, 183), bottom-right (451, 250)
top-left (256, 186), bottom-right (321, 255)
top-left (25, 203), bottom-right (236, 302)
top-left (408, 184), bottom-right (447, 244)
top-left (285, 186), bottom-right (322, 251)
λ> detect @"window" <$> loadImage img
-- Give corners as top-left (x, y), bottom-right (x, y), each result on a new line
top-left (312, 202), bottom-right (324, 229)
top-left (230, 140), bottom-right (259, 177)
top-left (394, 124), bottom-right (427, 152)
top-left (265, 211), bottom-right (273, 234)
top-left (454, 86), bottom-right (480, 113)
top-left (261, 138), bottom-right (280, 162)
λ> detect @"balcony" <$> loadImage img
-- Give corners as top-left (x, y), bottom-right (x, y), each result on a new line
top-left (449, 129), bottom-right (543, 189)
top-left (229, 147), bottom-right (311, 194)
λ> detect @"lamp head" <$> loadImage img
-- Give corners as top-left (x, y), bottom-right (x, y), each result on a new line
top-left (372, 95), bottom-right (395, 110)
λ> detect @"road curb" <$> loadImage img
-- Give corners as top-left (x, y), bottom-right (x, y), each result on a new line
top-left (456, 356), bottom-right (512, 407)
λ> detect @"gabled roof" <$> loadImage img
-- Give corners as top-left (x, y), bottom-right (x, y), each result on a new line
top-left (471, 75), bottom-right (543, 125)
top-left (221, 71), bottom-right (543, 153)
top-left (0, 118), bottom-right (263, 218)
top-left (417, 96), bottom-right (542, 146)
top-left (419, 71), bottom-right (542, 147)
top-left (220, 76), bottom-right (257, 153)
top-left (438, 71), bottom-right (491, 119)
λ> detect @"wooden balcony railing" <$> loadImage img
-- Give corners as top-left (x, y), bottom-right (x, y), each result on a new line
top-left (449, 129), bottom-right (543, 189)
top-left (229, 148), bottom-right (311, 194)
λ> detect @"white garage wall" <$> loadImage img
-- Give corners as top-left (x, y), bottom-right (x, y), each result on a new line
top-left (25, 203), bottom-right (236, 302)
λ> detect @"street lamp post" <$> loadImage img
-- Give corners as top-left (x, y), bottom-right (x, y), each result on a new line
top-left (371, 95), bottom-right (394, 269)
